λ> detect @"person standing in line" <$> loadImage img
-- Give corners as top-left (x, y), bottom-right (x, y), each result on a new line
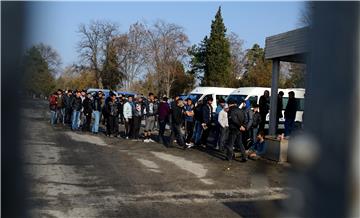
top-left (63, 90), bottom-right (73, 125)
top-left (193, 100), bottom-right (204, 146)
top-left (71, 90), bottom-right (82, 131)
top-left (132, 96), bottom-right (144, 140)
top-left (92, 92), bottom-right (103, 134)
top-left (217, 103), bottom-right (229, 151)
top-left (284, 91), bottom-right (297, 137)
top-left (251, 104), bottom-right (262, 143)
top-left (169, 98), bottom-right (186, 148)
top-left (276, 91), bottom-right (284, 134)
top-left (226, 98), bottom-right (247, 162)
top-left (214, 98), bottom-right (226, 150)
top-left (201, 96), bottom-right (214, 147)
top-left (105, 92), bottom-right (119, 137)
top-left (144, 93), bottom-right (158, 143)
top-left (240, 99), bottom-right (253, 149)
top-left (79, 89), bottom-right (87, 129)
top-left (259, 90), bottom-right (270, 131)
top-left (157, 96), bottom-right (170, 145)
top-left (118, 95), bottom-right (126, 125)
top-left (123, 96), bottom-right (133, 139)
top-left (184, 98), bottom-right (195, 148)
top-left (49, 92), bottom-right (58, 125)
top-left (82, 92), bottom-right (93, 132)
top-left (55, 89), bottom-right (65, 125)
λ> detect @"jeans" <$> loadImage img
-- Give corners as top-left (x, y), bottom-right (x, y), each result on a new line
top-left (284, 119), bottom-right (295, 136)
top-left (132, 116), bottom-right (141, 139)
top-left (56, 108), bottom-right (64, 124)
top-left (50, 110), bottom-right (57, 125)
top-left (226, 128), bottom-right (246, 160)
top-left (252, 127), bottom-right (259, 143)
top-left (185, 121), bottom-right (194, 143)
top-left (71, 110), bottom-right (81, 130)
top-left (92, 111), bottom-right (101, 133)
top-left (158, 119), bottom-right (167, 143)
top-left (107, 115), bottom-right (119, 136)
top-left (218, 127), bottom-right (229, 150)
top-left (124, 118), bottom-right (132, 138)
top-left (193, 121), bottom-right (203, 145)
top-left (170, 124), bottom-right (185, 147)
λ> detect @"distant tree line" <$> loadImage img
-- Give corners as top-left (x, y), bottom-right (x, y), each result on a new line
top-left (23, 6), bottom-right (306, 97)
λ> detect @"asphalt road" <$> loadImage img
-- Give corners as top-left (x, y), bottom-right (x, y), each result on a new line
top-left (22, 99), bottom-right (290, 218)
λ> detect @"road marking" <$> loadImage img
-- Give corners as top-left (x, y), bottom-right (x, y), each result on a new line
top-left (151, 152), bottom-right (212, 185)
top-left (65, 132), bottom-right (111, 147)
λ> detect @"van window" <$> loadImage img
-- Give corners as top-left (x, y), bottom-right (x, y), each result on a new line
top-left (216, 95), bottom-right (227, 105)
top-left (282, 97), bottom-right (305, 111)
top-left (248, 96), bottom-right (258, 107)
top-left (204, 94), bottom-right (212, 101)
top-left (226, 95), bottom-right (247, 105)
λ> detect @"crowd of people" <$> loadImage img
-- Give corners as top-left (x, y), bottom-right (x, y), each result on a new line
top-left (48, 89), bottom-right (298, 162)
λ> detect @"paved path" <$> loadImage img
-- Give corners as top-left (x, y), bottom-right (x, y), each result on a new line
top-left (22, 100), bottom-right (289, 218)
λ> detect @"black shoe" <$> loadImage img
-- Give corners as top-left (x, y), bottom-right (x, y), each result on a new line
top-left (240, 158), bottom-right (247, 162)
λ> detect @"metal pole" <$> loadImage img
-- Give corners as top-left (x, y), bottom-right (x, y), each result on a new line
top-left (269, 59), bottom-right (279, 136)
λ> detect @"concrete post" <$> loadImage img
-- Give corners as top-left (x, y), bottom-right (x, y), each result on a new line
top-left (269, 59), bottom-right (280, 136)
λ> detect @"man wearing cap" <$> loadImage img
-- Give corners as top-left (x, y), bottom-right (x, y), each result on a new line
top-left (184, 98), bottom-right (195, 148)
top-left (226, 98), bottom-right (247, 162)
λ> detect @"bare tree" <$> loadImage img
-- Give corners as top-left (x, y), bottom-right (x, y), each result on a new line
top-left (34, 43), bottom-right (62, 76)
top-left (114, 22), bottom-right (147, 90)
top-left (145, 20), bottom-right (189, 96)
top-left (228, 32), bottom-right (245, 81)
top-left (77, 20), bottom-right (119, 87)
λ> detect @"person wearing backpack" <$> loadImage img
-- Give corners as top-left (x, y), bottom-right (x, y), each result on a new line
top-left (49, 92), bottom-right (58, 125)
top-left (226, 98), bottom-right (247, 162)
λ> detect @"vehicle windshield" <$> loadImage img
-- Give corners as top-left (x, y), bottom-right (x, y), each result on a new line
top-left (186, 94), bottom-right (202, 103)
top-left (226, 94), bottom-right (248, 105)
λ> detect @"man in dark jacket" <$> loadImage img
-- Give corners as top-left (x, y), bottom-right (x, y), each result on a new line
top-left (259, 90), bottom-right (270, 131)
top-left (226, 98), bottom-right (247, 162)
top-left (193, 100), bottom-right (204, 145)
top-left (201, 97), bottom-right (213, 146)
top-left (144, 92), bottom-right (159, 143)
top-left (276, 91), bottom-right (284, 133)
top-left (105, 92), bottom-right (119, 137)
top-left (82, 93), bottom-right (93, 132)
top-left (63, 90), bottom-right (73, 125)
top-left (158, 96), bottom-right (170, 144)
top-left (284, 91), bottom-right (297, 137)
top-left (71, 90), bottom-right (82, 131)
top-left (132, 96), bottom-right (144, 140)
top-left (169, 98), bottom-right (185, 148)
top-left (92, 92), bottom-right (103, 134)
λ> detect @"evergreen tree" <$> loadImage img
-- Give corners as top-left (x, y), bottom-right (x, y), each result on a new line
top-left (203, 7), bottom-right (232, 87)
top-left (23, 46), bottom-right (55, 96)
top-left (188, 36), bottom-right (208, 81)
top-left (240, 44), bottom-right (272, 87)
top-left (101, 40), bottom-right (124, 89)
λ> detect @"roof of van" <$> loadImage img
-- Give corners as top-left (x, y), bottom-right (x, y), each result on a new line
top-left (230, 87), bottom-right (271, 95)
top-left (190, 87), bottom-right (236, 95)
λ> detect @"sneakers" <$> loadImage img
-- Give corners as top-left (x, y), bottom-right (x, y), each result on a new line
top-left (148, 139), bottom-right (156, 143)
top-left (144, 139), bottom-right (150, 143)
top-left (185, 142), bottom-right (194, 149)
